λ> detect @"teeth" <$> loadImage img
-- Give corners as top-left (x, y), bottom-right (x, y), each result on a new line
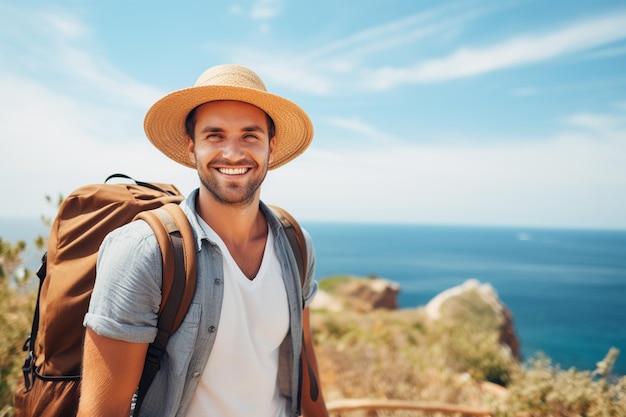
top-left (219, 167), bottom-right (248, 175)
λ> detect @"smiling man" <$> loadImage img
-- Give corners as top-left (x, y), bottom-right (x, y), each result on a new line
top-left (190, 100), bottom-right (274, 209)
top-left (78, 64), bottom-right (328, 417)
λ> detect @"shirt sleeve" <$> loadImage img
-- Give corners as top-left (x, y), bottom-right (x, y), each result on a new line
top-left (301, 227), bottom-right (318, 308)
top-left (83, 220), bottom-right (162, 343)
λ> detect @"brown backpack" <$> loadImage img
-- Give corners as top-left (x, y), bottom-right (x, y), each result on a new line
top-left (14, 174), bottom-right (317, 416)
top-left (14, 174), bottom-right (197, 417)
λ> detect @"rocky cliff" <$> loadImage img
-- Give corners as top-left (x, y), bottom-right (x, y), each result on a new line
top-left (313, 276), bottom-right (521, 361)
top-left (423, 279), bottom-right (521, 361)
top-left (311, 275), bottom-right (400, 312)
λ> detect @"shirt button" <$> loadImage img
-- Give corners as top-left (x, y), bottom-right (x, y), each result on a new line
top-left (214, 278), bottom-right (222, 285)
top-left (208, 326), bottom-right (216, 333)
top-left (192, 371), bottom-right (201, 378)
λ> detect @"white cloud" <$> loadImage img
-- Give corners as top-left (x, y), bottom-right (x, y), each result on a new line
top-left (250, 60), bottom-right (335, 95)
top-left (1, 2), bottom-right (625, 231)
top-left (0, 4), bottom-right (162, 108)
top-left (0, 6), bottom-right (195, 218)
top-left (364, 12), bottom-right (626, 89)
top-left (40, 11), bottom-right (89, 40)
top-left (305, 1), bottom-right (491, 62)
top-left (564, 111), bottom-right (626, 139)
top-left (264, 108), bottom-right (626, 229)
top-left (251, 0), bottom-right (282, 20)
top-left (322, 116), bottom-right (401, 146)
top-left (216, 1), bottom-right (493, 95)
top-left (0, 72), bottom-right (197, 218)
top-left (229, 5), bottom-right (243, 15)
top-left (247, 0), bottom-right (282, 33)
top-left (220, 6), bottom-right (626, 97)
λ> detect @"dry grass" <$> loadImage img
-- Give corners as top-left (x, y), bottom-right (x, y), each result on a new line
top-left (310, 275), bottom-right (626, 417)
top-left (311, 307), bottom-right (509, 415)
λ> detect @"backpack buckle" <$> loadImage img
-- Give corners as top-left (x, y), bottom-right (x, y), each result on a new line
top-left (21, 351), bottom-right (35, 392)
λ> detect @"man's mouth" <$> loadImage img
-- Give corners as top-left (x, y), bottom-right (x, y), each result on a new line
top-left (218, 167), bottom-right (250, 175)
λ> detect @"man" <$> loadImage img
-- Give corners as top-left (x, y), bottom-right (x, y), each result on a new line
top-left (78, 64), bottom-right (328, 417)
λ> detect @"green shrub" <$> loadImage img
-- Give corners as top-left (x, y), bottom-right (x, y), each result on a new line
top-left (318, 275), bottom-right (358, 292)
top-left (498, 354), bottom-right (626, 416)
top-left (0, 238), bottom-right (38, 415)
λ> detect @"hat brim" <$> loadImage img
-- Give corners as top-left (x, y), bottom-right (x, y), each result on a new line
top-left (144, 85), bottom-right (313, 170)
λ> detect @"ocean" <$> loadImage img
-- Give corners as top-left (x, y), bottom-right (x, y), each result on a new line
top-left (303, 222), bottom-right (626, 376)
top-left (2, 218), bottom-right (625, 375)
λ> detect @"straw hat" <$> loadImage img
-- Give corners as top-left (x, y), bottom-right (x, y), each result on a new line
top-left (144, 64), bottom-right (313, 170)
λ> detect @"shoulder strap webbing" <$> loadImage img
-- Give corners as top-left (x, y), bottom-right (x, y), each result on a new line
top-left (105, 173), bottom-right (179, 196)
top-left (269, 206), bottom-right (307, 288)
top-left (20, 254), bottom-right (47, 391)
top-left (268, 205), bottom-right (320, 402)
top-left (132, 203), bottom-right (197, 415)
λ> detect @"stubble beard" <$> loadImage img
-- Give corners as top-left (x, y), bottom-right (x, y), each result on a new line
top-left (197, 158), bottom-right (270, 209)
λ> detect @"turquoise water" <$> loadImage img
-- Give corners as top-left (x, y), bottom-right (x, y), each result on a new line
top-left (2, 218), bottom-right (625, 375)
top-left (304, 222), bottom-right (626, 376)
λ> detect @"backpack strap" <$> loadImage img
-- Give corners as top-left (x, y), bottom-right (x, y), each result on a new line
top-left (131, 203), bottom-right (197, 415)
top-left (105, 173), bottom-right (179, 196)
top-left (268, 205), bottom-right (320, 402)
top-left (269, 206), bottom-right (307, 289)
top-left (20, 254), bottom-right (48, 392)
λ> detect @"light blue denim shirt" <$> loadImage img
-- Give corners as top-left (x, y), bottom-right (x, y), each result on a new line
top-left (84, 189), bottom-right (318, 417)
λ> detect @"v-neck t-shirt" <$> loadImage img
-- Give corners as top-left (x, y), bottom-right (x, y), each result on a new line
top-left (187, 218), bottom-right (289, 417)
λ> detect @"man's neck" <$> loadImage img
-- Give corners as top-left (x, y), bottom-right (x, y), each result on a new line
top-left (195, 189), bottom-right (267, 247)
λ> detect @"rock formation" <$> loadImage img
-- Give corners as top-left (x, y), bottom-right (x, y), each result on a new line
top-left (311, 275), bottom-right (400, 312)
top-left (424, 279), bottom-right (521, 361)
top-left (312, 276), bottom-right (521, 361)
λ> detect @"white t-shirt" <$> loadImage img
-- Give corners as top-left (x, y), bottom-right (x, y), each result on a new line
top-left (187, 219), bottom-right (289, 417)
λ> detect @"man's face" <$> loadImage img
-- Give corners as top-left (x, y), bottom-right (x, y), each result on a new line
top-left (187, 100), bottom-right (275, 208)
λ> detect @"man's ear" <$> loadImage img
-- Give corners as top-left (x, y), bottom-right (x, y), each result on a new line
top-left (187, 136), bottom-right (196, 165)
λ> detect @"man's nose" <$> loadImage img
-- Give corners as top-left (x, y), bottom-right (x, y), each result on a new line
top-left (222, 138), bottom-right (245, 161)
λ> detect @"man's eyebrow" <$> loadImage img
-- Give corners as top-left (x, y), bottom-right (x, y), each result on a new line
top-left (242, 124), bottom-right (266, 133)
top-left (198, 125), bottom-right (266, 134)
top-left (198, 126), bottom-right (224, 134)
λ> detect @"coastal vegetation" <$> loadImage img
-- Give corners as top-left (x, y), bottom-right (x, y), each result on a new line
top-left (310, 276), bottom-right (626, 416)
top-left (1, 240), bottom-right (625, 416)
top-left (0, 238), bottom-right (37, 416)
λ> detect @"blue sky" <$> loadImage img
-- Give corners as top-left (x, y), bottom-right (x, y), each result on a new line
top-left (1, 0), bottom-right (626, 229)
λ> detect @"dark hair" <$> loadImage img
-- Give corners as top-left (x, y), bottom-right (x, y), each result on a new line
top-left (185, 103), bottom-right (276, 141)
